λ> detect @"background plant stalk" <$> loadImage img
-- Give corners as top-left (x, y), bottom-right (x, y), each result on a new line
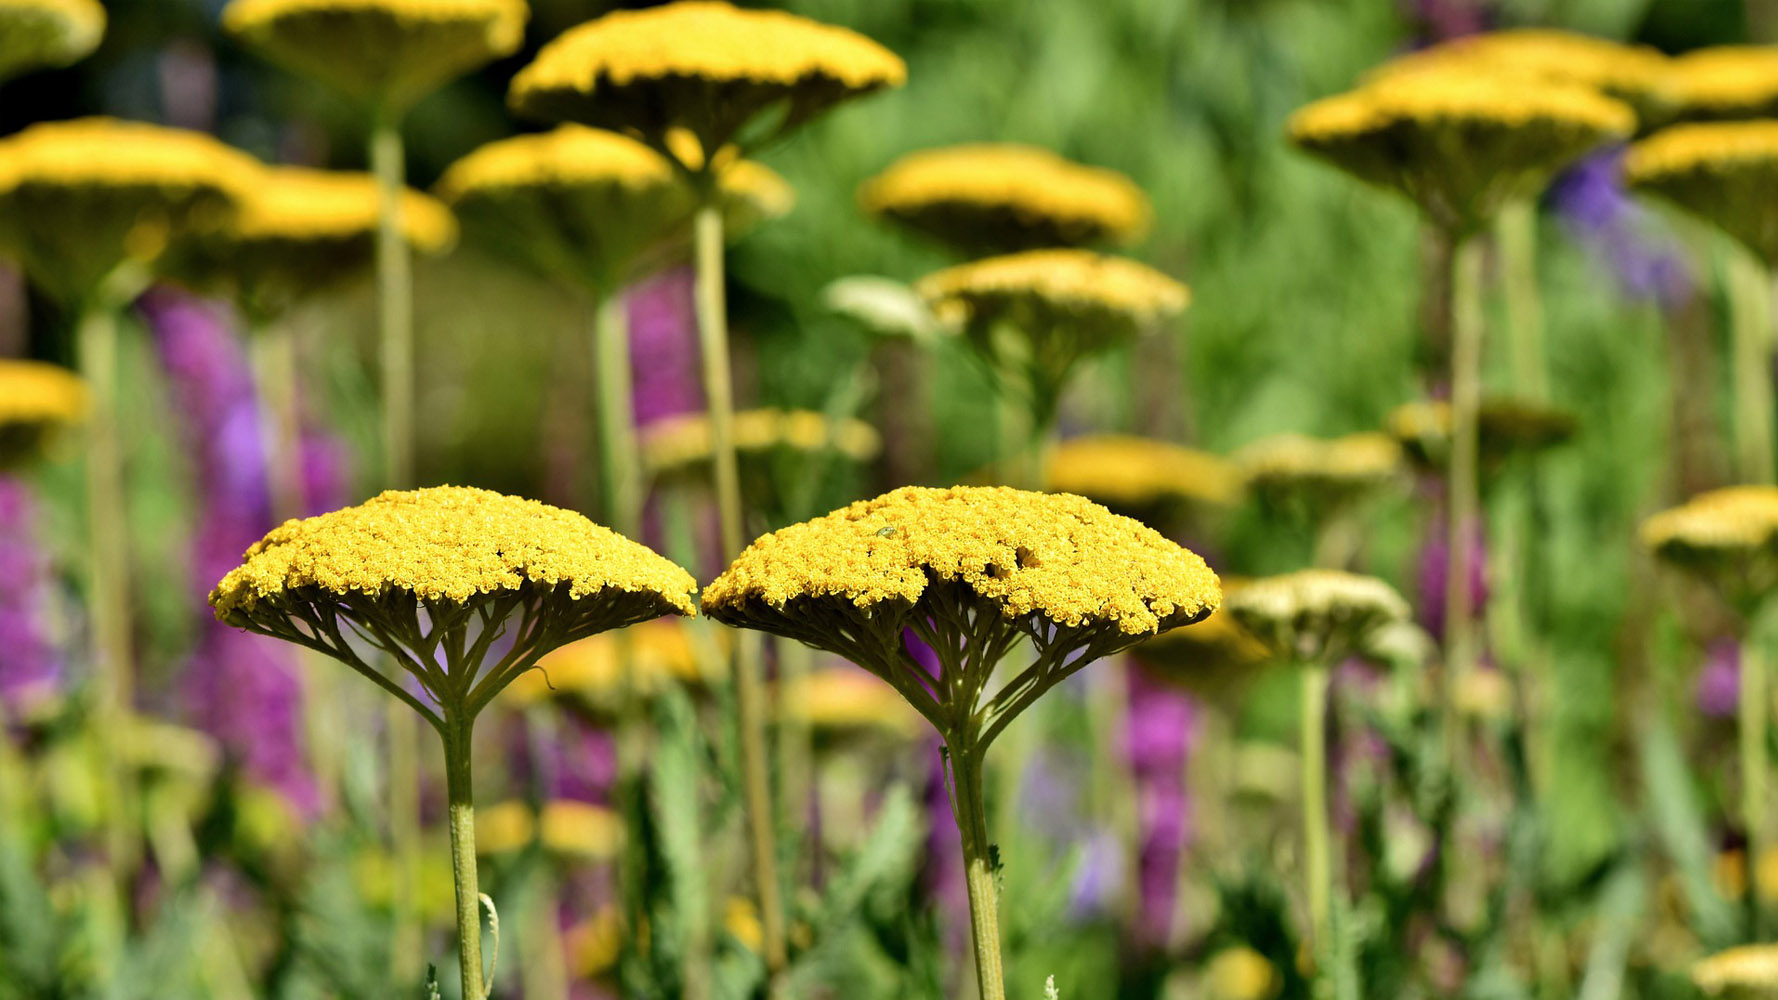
top-left (1444, 234), bottom-right (1485, 769)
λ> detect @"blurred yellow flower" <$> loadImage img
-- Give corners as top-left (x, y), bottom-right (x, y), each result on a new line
top-left (508, 1), bottom-right (904, 165)
top-left (1694, 943), bottom-right (1778, 997)
top-left (1664, 46), bottom-right (1778, 122)
top-left (474, 799), bottom-right (536, 855)
top-left (0, 0), bottom-right (102, 82)
top-left (641, 408), bottom-right (881, 480)
top-left (1044, 433), bottom-right (1242, 513)
top-left (1288, 66), bottom-right (1633, 233)
top-left (859, 143), bottom-right (1151, 254)
top-left (1385, 397), bottom-right (1576, 469)
top-left (1642, 485), bottom-right (1778, 613)
top-left (538, 799), bottom-right (624, 859)
top-left (504, 617), bottom-right (714, 710)
top-left (223, 0), bottom-right (527, 112)
top-left (0, 359), bottom-right (87, 459)
top-left (1369, 29), bottom-right (1669, 124)
top-left (1626, 121), bottom-right (1778, 264)
top-left (565, 906), bottom-right (624, 977)
top-left (1235, 431), bottom-right (1403, 512)
top-left (0, 117), bottom-right (257, 301)
top-left (437, 124), bottom-right (792, 291)
top-left (1225, 569), bottom-right (1411, 664)
top-left (724, 896), bottom-right (765, 952)
top-left (1205, 945), bottom-right (1280, 1000)
top-left (1131, 598), bottom-right (1272, 710)
top-left (782, 666), bottom-right (923, 739)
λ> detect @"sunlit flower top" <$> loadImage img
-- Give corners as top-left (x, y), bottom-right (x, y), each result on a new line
top-left (1693, 943), bottom-right (1778, 997)
top-left (223, 0), bottom-right (527, 112)
top-left (174, 166), bottom-right (456, 320)
top-left (210, 486), bottom-right (698, 618)
top-left (1369, 29), bottom-right (1669, 122)
top-left (502, 618), bottom-right (712, 706)
top-left (704, 486), bottom-right (1221, 637)
top-left (1235, 431), bottom-right (1403, 507)
top-left (0, 0), bottom-right (103, 82)
top-left (437, 125), bottom-right (791, 290)
top-left (641, 407), bottom-right (880, 479)
top-left (1288, 66), bottom-right (1634, 233)
top-left (1386, 397), bottom-right (1577, 467)
top-left (859, 143), bottom-right (1151, 254)
top-left (1224, 569), bottom-right (1410, 663)
top-left (1044, 434), bottom-right (1242, 511)
top-left (1625, 121), bottom-right (1778, 263)
top-left (0, 117), bottom-right (257, 301)
top-left (784, 667), bottom-right (923, 738)
top-left (1664, 46), bottom-right (1778, 122)
top-left (1642, 485), bottom-right (1778, 562)
top-left (508, 1), bottom-right (904, 166)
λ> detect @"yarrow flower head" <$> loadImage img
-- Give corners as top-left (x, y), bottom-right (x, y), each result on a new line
top-left (0, 359), bottom-right (86, 468)
top-left (784, 666), bottom-right (924, 742)
top-left (1130, 599), bottom-right (1271, 711)
top-left (918, 249), bottom-right (1188, 424)
top-left (223, 0), bottom-right (528, 113)
top-left (1235, 431), bottom-right (1404, 517)
top-left (1625, 121), bottom-right (1778, 264)
top-left (641, 407), bottom-right (880, 479)
top-left (1044, 433), bottom-right (1241, 520)
top-left (1664, 47), bottom-right (1778, 123)
top-left (437, 125), bottom-right (791, 293)
top-left (1369, 29), bottom-right (1671, 126)
top-left (475, 799), bottom-right (623, 860)
top-left (859, 143), bottom-right (1152, 255)
top-left (1386, 396), bottom-right (1577, 472)
top-left (1224, 569), bottom-right (1411, 665)
top-left (1642, 485), bottom-right (1778, 615)
top-left (170, 166), bottom-right (456, 323)
top-left (209, 485), bottom-right (697, 728)
top-left (703, 485), bottom-right (1221, 745)
top-left (1288, 66), bottom-right (1635, 234)
top-left (0, 0), bottom-right (103, 83)
top-left (1693, 943), bottom-right (1778, 998)
top-left (508, 0), bottom-right (905, 175)
top-left (0, 117), bottom-right (258, 302)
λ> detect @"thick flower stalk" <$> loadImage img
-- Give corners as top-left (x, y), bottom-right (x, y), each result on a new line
top-left (918, 250), bottom-right (1189, 485)
top-left (1225, 570), bottom-right (1410, 963)
top-left (1645, 485), bottom-right (1778, 937)
top-left (509, 4), bottom-right (905, 968)
top-left (210, 486), bottom-right (697, 1000)
top-left (859, 143), bottom-right (1152, 256)
top-left (0, 0), bottom-right (103, 83)
top-left (704, 486), bottom-right (1221, 999)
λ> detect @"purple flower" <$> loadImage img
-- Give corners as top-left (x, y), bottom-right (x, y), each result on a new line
top-left (1697, 638), bottom-right (1740, 719)
top-left (0, 475), bottom-right (61, 709)
top-left (1122, 663), bottom-right (1198, 946)
top-left (1415, 505), bottom-right (1488, 644)
top-left (627, 267), bottom-right (703, 429)
top-left (140, 287), bottom-right (318, 815)
top-left (1549, 150), bottom-right (1693, 308)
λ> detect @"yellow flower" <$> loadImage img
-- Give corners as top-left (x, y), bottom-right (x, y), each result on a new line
top-left (437, 124), bottom-right (791, 291)
top-left (783, 666), bottom-right (923, 739)
top-left (565, 906), bottom-right (624, 976)
top-left (1044, 434), bottom-right (1242, 514)
top-left (641, 407), bottom-right (881, 480)
top-left (1694, 943), bottom-right (1778, 998)
top-left (0, 117), bottom-right (258, 302)
top-left (1664, 46), bottom-right (1778, 122)
top-left (1625, 121), bottom-right (1778, 264)
top-left (538, 799), bottom-right (623, 858)
top-left (1235, 431), bottom-right (1403, 513)
top-left (918, 249), bottom-right (1187, 422)
top-left (222, 0), bottom-right (527, 112)
top-left (1642, 485), bottom-right (1778, 613)
top-left (0, 0), bottom-right (102, 82)
top-left (474, 799), bottom-right (536, 855)
top-left (1288, 66), bottom-right (1634, 234)
top-left (508, 0), bottom-right (904, 168)
top-left (1224, 569), bottom-right (1410, 664)
top-left (1205, 945), bottom-right (1280, 1000)
top-left (1369, 29), bottom-right (1669, 124)
top-left (1131, 598), bottom-right (1272, 710)
top-left (859, 143), bottom-right (1151, 254)
top-left (724, 896), bottom-right (764, 952)
top-left (0, 359), bottom-right (87, 467)
top-left (503, 617), bottom-right (715, 709)
top-left (1385, 397), bottom-right (1576, 469)
top-left (170, 165), bottom-right (456, 322)
top-left (210, 486), bottom-right (697, 724)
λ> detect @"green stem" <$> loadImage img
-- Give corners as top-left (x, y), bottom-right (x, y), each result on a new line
top-left (77, 299), bottom-right (137, 874)
top-left (692, 199), bottom-right (787, 970)
top-left (592, 293), bottom-right (643, 538)
top-left (1728, 249), bottom-right (1775, 485)
top-left (1496, 199), bottom-right (1548, 403)
top-left (443, 711), bottom-right (487, 1000)
top-left (390, 703), bottom-right (423, 981)
top-left (954, 748), bottom-right (1006, 1000)
top-left (1743, 623), bottom-right (1769, 939)
top-left (1301, 663), bottom-right (1332, 954)
top-left (371, 113), bottom-right (415, 489)
top-left (1445, 233), bottom-right (1485, 769)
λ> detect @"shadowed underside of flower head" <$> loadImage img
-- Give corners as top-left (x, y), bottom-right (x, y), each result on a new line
top-left (209, 486), bottom-right (697, 727)
top-left (1626, 121), bottom-right (1778, 264)
top-left (1643, 485), bottom-right (1778, 615)
top-left (0, 359), bottom-right (87, 469)
top-left (507, 0), bottom-right (904, 168)
top-left (703, 485), bottom-right (1220, 745)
